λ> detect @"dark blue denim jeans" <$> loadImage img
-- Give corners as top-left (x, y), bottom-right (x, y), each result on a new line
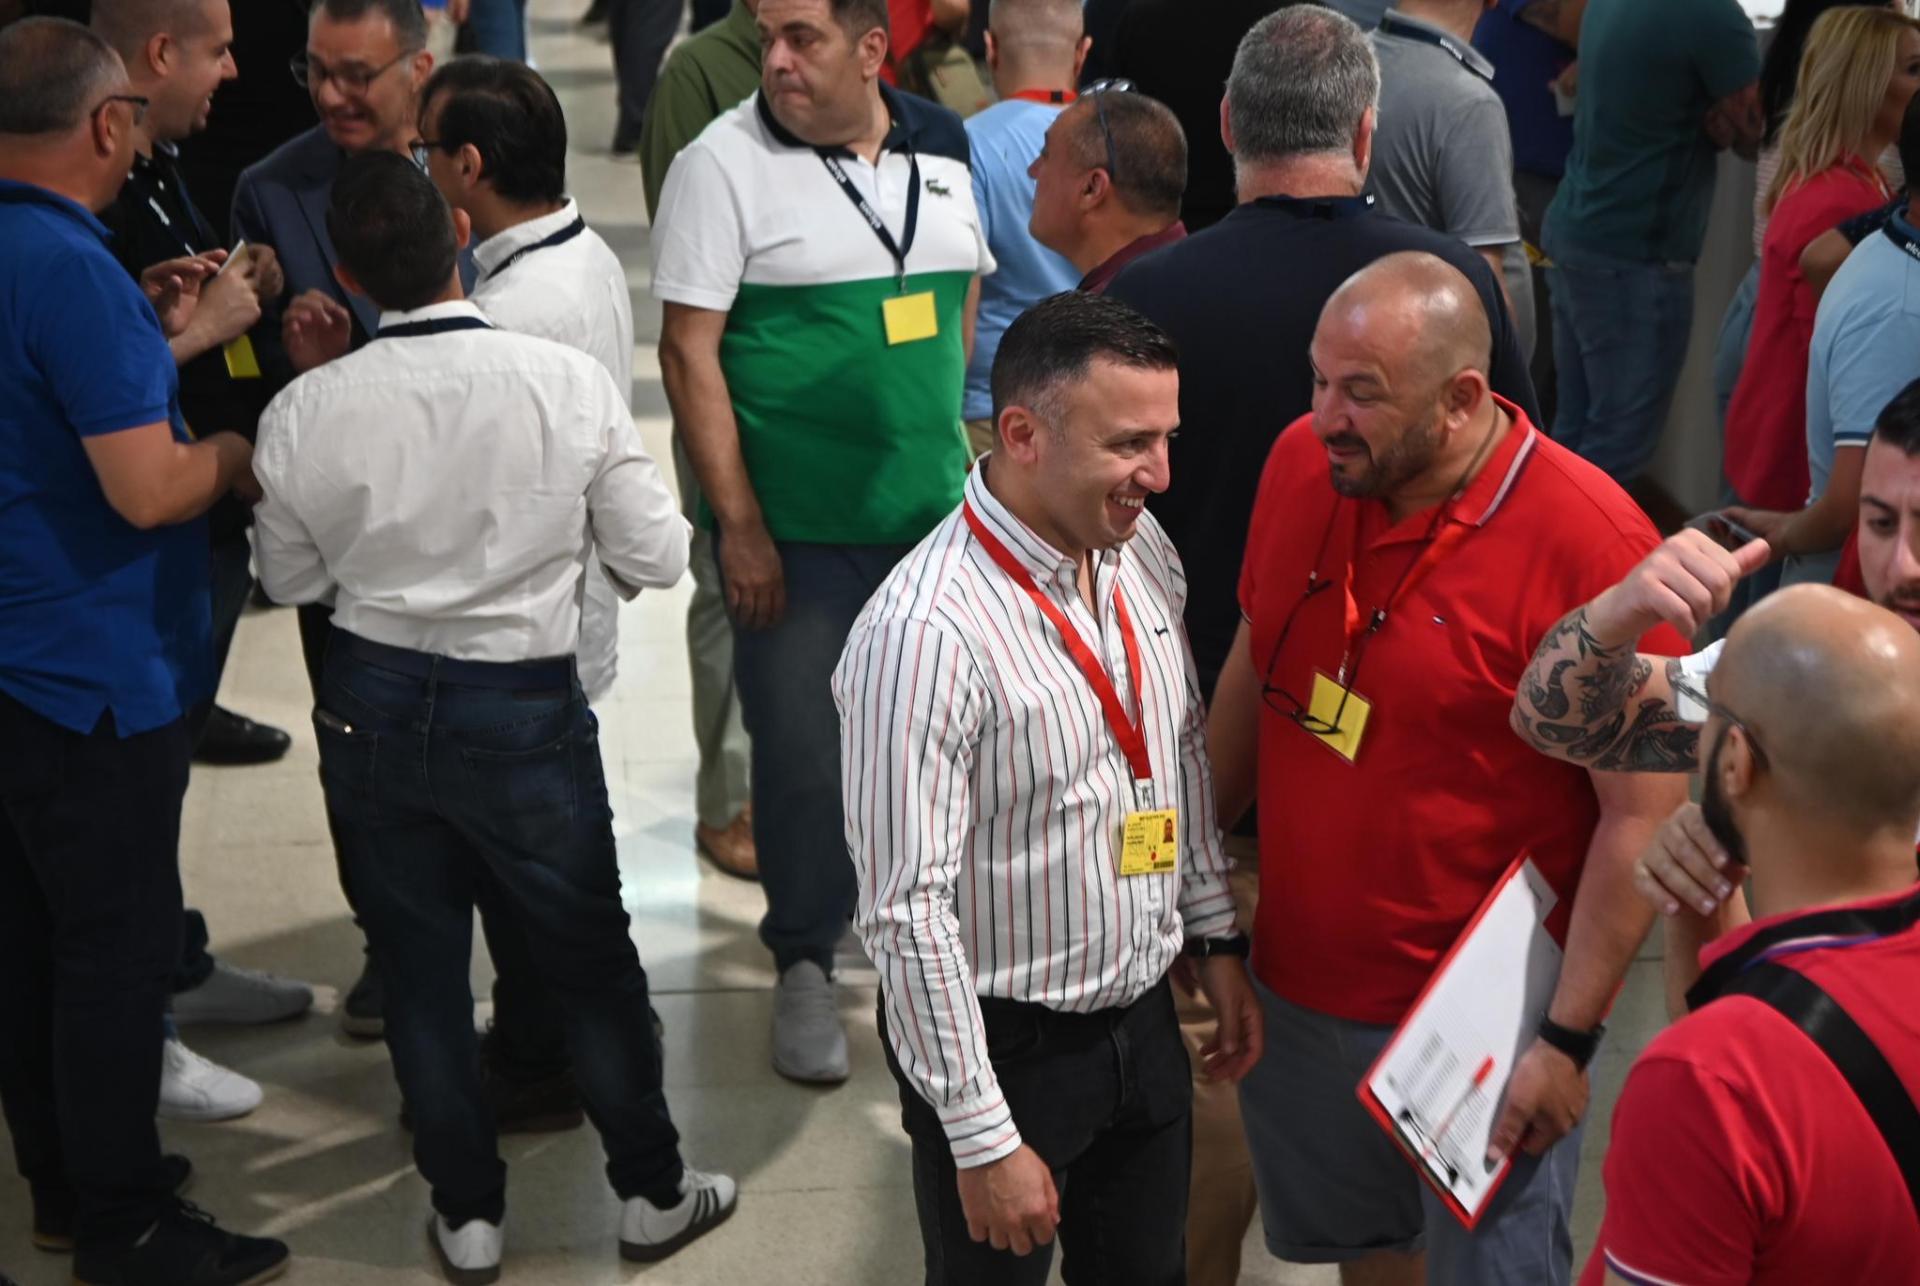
top-left (1543, 228), bottom-right (1696, 485)
top-left (315, 636), bottom-right (681, 1224)
top-left (456, 0), bottom-right (527, 60)
top-left (724, 538), bottom-right (911, 973)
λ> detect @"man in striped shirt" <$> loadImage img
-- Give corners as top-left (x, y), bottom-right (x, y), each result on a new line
top-left (833, 292), bottom-right (1263, 1283)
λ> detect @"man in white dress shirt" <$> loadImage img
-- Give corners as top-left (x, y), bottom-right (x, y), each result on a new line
top-left (832, 292), bottom-right (1263, 1285)
top-left (252, 152), bottom-right (736, 1283)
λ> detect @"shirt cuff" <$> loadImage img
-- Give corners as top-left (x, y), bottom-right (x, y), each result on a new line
top-left (939, 1088), bottom-right (1023, 1169)
top-left (650, 279), bottom-right (738, 313)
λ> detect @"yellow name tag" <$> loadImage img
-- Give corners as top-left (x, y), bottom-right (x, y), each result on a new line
top-left (223, 334), bottom-right (262, 379)
top-left (1120, 807), bottom-right (1179, 876)
top-left (882, 290), bottom-right (939, 345)
top-left (1307, 671), bottom-right (1371, 762)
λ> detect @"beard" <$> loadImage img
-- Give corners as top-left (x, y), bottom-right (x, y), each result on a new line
top-left (1700, 728), bottom-right (1751, 872)
top-left (1326, 407), bottom-right (1446, 500)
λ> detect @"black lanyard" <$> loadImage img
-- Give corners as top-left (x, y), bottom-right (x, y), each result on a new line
top-left (375, 315), bottom-right (495, 340)
top-left (819, 146), bottom-right (920, 291)
top-left (1882, 212), bottom-right (1920, 267)
top-left (1687, 885), bottom-right (1920, 1011)
top-left (481, 215), bottom-right (587, 282)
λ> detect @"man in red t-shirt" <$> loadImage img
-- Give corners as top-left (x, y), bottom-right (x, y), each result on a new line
top-left (1208, 251), bottom-right (1687, 1284)
top-left (1578, 585), bottom-right (1920, 1286)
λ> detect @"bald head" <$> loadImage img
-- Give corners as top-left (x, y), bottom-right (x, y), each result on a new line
top-left (986, 0), bottom-right (1084, 59)
top-left (1322, 251), bottom-right (1492, 390)
top-left (1718, 585), bottom-right (1920, 834)
top-left (91, 0), bottom-right (212, 66)
top-left (0, 17), bottom-right (127, 137)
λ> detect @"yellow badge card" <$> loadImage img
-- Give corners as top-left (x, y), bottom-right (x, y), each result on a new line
top-left (223, 334), bottom-right (262, 379)
top-left (882, 290), bottom-right (939, 346)
top-left (1120, 808), bottom-right (1179, 877)
top-left (1307, 671), bottom-right (1371, 762)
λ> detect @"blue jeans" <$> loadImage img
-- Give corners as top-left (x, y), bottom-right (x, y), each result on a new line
top-left (1543, 230), bottom-right (1696, 485)
top-left (458, 0), bottom-right (527, 60)
top-left (315, 634), bottom-right (681, 1224)
top-left (725, 538), bottom-right (911, 973)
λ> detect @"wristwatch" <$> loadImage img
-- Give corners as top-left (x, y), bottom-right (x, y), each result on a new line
top-left (1536, 1016), bottom-right (1606, 1071)
top-left (1182, 933), bottom-right (1251, 959)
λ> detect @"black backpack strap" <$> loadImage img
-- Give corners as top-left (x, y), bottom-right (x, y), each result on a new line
top-left (1718, 961), bottom-right (1920, 1221)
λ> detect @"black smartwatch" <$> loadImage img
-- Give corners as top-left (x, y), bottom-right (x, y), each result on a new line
top-left (1182, 933), bottom-right (1251, 959)
top-left (1536, 1016), bottom-right (1606, 1071)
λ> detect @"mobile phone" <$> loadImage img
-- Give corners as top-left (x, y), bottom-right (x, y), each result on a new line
top-left (1686, 510), bottom-right (1765, 551)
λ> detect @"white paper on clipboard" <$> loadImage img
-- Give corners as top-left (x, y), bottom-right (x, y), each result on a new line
top-left (1360, 857), bottom-right (1563, 1227)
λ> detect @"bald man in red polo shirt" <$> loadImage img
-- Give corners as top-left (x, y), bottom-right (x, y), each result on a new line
top-left (1208, 252), bottom-right (1688, 1285)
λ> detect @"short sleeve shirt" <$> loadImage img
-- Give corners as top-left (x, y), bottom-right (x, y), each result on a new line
top-left (651, 87), bottom-right (995, 545)
top-left (1724, 162), bottom-right (1890, 511)
top-left (1238, 404), bottom-right (1686, 1023)
top-left (1583, 889), bottom-right (1920, 1286)
top-left (1806, 218), bottom-right (1920, 503)
top-left (1369, 11), bottom-right (1520, 249)
top-left (0, 181), bottom-right (211, 736)
top-left (1474, 0), bottom-right (1576, 180)
top-left (963, 98), bottom-right (1080, 422)
top-left (1548, 0), bottom-right (1760, 264)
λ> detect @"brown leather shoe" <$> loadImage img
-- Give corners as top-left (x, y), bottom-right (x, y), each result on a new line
top-left (695, 809), bottom-right (758, 880)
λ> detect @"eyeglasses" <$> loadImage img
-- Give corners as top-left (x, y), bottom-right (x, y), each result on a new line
top-left (95, 94), bottom-right (150, 126)
top-left (1084, 78), bottom-right (1135, 184)
top-left (408, 136), bottom-right (449, 168)
top-left (290, 50), bottom-right (414, 96)
top-left (1671, 674), bottom-right (1771, 773)
top-left (1258, 572), bottom-right (1383, 737)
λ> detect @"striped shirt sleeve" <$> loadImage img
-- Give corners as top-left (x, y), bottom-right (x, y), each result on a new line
top-left (834, 614), bottom-right (1022, 1168)
top-left (1161, 537), bottom-right (1237, 940)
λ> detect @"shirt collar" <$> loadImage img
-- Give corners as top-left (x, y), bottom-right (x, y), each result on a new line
top-left (472, 198), bottom-right (581, 278)
top-left (753, 81), bottom-right (920, 157)
top-left (1079, 221), bottom-right (1187, 294)
top-left (374, 298), bottom-right (491, 332)
top-left (1378, 9), bottom-right (1496, 81)
top-left (0, 178), bottom-right (112, 242)
top-left (1698, 884), bottom-right (1920, 975)
top-left (964, 457), bottom-right (1122, 590)
top-left (1365, 396), bottom-right (1538, 547)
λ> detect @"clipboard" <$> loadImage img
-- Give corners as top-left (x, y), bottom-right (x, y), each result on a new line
top-left (1356, 855), bottom-right (1565, 1229)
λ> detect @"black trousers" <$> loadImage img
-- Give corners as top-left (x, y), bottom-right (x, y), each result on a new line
top-left (296, 603), bottom-right (570, 1081)
top-left (610, 0), bottom-right (682, 143)
top-left (0, 694), bottom-right (189, 1249)
top-left (885, 979), bottom-right (1193, 1286)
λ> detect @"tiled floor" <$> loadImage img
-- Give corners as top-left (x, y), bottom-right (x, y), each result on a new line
top-left (0, 6), bottom-right (1673, 1283)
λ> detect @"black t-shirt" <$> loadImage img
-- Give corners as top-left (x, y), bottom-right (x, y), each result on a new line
top-left (1105, 194), bottom-right (1542, 696)
top-left (1108, 0), bottom-right (1287, 233)
top-left (99, 146), bottom-right (271, 543)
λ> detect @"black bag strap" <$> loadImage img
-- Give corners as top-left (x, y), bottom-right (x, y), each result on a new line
top-left (1717, 960), bottom-right (1920, 1221)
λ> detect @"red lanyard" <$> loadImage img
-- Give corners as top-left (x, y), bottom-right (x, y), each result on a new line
top-left (1333, 503), bottom-right (1473, 680)
top-left (963, 502), bottom-right (1152, 783)
top-left (1007, 88), bottom-right (1077, 105)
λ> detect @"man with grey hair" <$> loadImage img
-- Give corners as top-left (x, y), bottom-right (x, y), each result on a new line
top-left (1101, 8), bottom-right (1537, 1282)
top-left (0, 17), bottom-right (290, 1286)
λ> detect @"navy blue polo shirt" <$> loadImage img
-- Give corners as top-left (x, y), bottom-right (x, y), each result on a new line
top-left (0, 179), bottom-right (212, 736)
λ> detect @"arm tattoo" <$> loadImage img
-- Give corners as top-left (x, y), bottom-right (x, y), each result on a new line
top-left (1514, 606), bottom-right (1699, 770)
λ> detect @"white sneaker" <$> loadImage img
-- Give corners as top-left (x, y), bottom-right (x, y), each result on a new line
top-left (430, 1214), bottom-right (503, 1285)
top-left (157, 1037), bottom-right (263, 1122)
top-left (619, 1168), bottom-right (737, 1262)
top-left (172, 960), bottom-right (315, 1026)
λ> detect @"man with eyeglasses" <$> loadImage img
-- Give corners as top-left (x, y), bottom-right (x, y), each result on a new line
top-left (1026, 82), bottom-right (1189, 296)
top-left (229, 0), bottom-right (473, 1042)
top-left (1207, 250), bottom-right (1685, 1286)
top-left (0, 18), bottom-right (289, 1286)
top-left (1568, 586), bottom-right (1920, 1286)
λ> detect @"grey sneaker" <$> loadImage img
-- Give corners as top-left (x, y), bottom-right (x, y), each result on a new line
top-left (771, 961), bottom-right (848, 1084)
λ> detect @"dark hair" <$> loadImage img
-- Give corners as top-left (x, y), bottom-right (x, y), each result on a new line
top-left (1076, 90), bottom-right (1186, 221)
top-left (830, 0), bottom-right (890, 39)
top-left (420, 56), bottom-right (566, 205)
top-left (1901, 91), bottom-right (1920, 188)
top-left (327, 150), bottom-right (458, 310)
top-left (0, 16), bottom-right (124, 135)
top-left (1874, 375), bottom-right (1920, 455)
top-left (1760, 0), bottom-right (1901, 143)
top-left (990, 292), bottom-right (1179, 427)
top-left (91, 0), bottom-right (212, 67)
top-left (312, 0), bottom-right (428, 51)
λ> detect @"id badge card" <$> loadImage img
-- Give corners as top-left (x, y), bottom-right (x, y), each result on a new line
top-left (223, 333), bottom-right (262, 379)
top-left (1307, 670), bottom-right (1372, 763)
top-left (883, 290), bottom-right (939, 345)
top-left (1120, 780), bottom-right (1178, 877)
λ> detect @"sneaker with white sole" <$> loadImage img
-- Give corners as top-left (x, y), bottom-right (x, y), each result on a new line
top-left (429, 1214), bottom-right (502, 1285)
top-left (158, 1038), bottom-right (263, 1122)
top-left (771, 961), bottom-right (848, 1084)
top-left (618, 1169), bottom-right (736, 1263)
top-left (172, 961), bottom-right (314, 1026)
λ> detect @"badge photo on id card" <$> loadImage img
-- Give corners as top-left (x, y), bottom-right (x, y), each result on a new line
top-left (883, 290), bottom-right (939, 345)
top-left (1120, 782), bottom-right (1178, 876)
top-left (1306, 669), bottom-right (1372, 763)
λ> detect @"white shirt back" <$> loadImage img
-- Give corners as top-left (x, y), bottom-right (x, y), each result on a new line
top-left (252, 301), bottom-right (688, 665)
top-left (471, 199), bottom-right (636, 698)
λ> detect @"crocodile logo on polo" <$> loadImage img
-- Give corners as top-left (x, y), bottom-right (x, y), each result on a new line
top-left (925, 178), bottom-right (952, 198)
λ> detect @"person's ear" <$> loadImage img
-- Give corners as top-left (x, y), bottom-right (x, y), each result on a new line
top-left (983, 30), bottom-right (999, 70)
top-left (1445, 368), bottom-right (1489, 425)
top-left (458, 141), bottom-right (484, 186)
top-left (450, 207), bottom-right (472, 251)
top-left (1219, 95), bottom-right (1234, 156)
top-left (1072, 35), bottom-right (1091, 81)
top-left (1354, 104), bottom-right (1376, 180)
top-left (332, 261), bottom-right (365, 299)
top-left (411, 49), bottom-right (434, 91)
top-left (859, 26), bottom-right (889, 79)
top-left (1719, 726), bottom-right (1761, 801)
top-left (146, 31), bottom-right (174, 77)
top-left (997, 405), bottom-right (1045, 465)
top-left (1083, 165), bottom-right (1112, 210)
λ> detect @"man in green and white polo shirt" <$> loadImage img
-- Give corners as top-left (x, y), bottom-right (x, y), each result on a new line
top-left (653, 0), bottom-right (993, 1085)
